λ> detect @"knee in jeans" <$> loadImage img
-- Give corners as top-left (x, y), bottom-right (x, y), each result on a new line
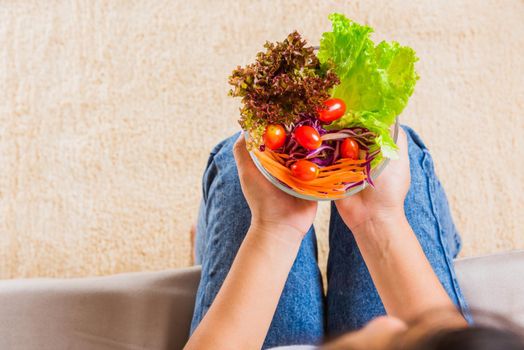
top-left (402, 125), bottom-right (429, 152)
top-left (209, 132), bottom-right (239, 157)
top-left (212, 132), bottom-right (241, 165)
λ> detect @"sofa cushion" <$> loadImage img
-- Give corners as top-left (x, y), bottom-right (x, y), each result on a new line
top-left (0, 266), bottom-right (200, 350)
top-left (454, 250), bottom-right (524, 326)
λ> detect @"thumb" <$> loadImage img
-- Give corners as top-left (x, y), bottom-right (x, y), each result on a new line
top-left (233, 132), bottom-right (256, 173)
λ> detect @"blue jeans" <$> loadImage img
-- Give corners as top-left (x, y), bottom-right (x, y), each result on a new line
top-left (190, 126), bottom-right (470, 349)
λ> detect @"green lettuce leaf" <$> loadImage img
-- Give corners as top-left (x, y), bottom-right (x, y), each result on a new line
top-left (318, 13), bottom-right (419, 159)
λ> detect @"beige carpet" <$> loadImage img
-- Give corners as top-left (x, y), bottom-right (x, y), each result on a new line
top-left (0, 0), bottom-right (523, 279)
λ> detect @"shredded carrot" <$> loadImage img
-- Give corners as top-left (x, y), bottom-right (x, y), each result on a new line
top-left (274, 153), bottom-right (290, 159)
top-left (253, 148), bottom-right (367, 199)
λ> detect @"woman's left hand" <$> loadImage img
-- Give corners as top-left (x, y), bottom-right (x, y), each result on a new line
top-left (233, 134), bottom-right (317, 241)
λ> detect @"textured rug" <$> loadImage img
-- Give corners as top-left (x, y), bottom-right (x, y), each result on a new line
top-left (0, 0), bottom-right (523, 278)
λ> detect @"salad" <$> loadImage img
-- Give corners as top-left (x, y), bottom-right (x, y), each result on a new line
top-left (228, 14), bottom-right (418, 199)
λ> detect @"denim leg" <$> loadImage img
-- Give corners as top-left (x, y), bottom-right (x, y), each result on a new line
top-left (190, 132), bottom-right (325, 349)
top-left (326, 125), bottom-right (470, 336)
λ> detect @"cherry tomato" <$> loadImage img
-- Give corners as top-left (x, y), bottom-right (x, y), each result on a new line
top-left (340, 138), bottom-right (360, 160)
top-left (294, 126), bottom-right (321, 150)
top-left (290, 160), bottom-right (320, 181)
top-left (263, 124), bottom-right (286, 150)
top-left (318, 98), bottom-right (346, 123)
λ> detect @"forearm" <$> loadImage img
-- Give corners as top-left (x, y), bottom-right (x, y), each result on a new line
top-left (352, 211), bottom-right (463, 322)
top-left (185, 224), bottom-right (302, 350)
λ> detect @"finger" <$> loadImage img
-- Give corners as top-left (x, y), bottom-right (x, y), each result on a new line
top-left (232, 133), bottom-right (247, 165)
top-left (389, 128), bottom-right (410, 175)
top-left (397, 128), bottom-right (408, 157)
top-left (233, 132), bottom-right (257, 174)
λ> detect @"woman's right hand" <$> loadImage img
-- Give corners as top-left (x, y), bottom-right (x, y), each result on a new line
top-left (233, 134), bottom-right (318, 242)
top-left (335, 129), bottom-right (411, 231)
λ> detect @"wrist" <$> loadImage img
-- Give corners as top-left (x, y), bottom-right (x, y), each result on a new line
top-left (248, 219), bottom-right (305, 245)
top-left (351, 212), bottom-right (411, 256)
top-left (351, 209), bottom-right (408, 238)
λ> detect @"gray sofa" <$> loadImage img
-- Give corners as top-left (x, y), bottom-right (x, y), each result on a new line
top-left (0, 251), bottom-right (523, 350)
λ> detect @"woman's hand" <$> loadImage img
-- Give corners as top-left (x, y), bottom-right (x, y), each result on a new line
top-left (233, 134), bottom-right (317, 241)
top-left (187, 134), bottom-right (317, 350)
top-left (333, 129), bottom-right (463, 323)
top-left (335, 129), bottom-right (410, 231)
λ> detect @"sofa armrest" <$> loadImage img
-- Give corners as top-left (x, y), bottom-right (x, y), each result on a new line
top-left (454, 250), bottom-right (524, 326)
top-left (0, 266), bottom-right (201, 350)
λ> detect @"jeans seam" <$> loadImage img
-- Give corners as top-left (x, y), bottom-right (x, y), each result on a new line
top-left (423, 150), bottom-right (471, 321)
top-left (454, 233), bottom-right (462, 257)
